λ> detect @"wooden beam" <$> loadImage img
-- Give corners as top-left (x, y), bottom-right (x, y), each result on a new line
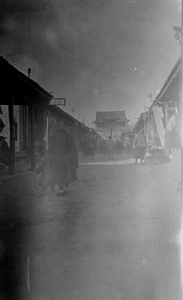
top-left (8, 95), bottom-right (15, 175)
top-left (29, 106), bottom-right (36, 170)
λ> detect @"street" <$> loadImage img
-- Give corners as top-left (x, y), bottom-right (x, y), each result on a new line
top-left (0, 1), bottom-right (181, 299)
top-left (0, 156), bottom-right (182, 300)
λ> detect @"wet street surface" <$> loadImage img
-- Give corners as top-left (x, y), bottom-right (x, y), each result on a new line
top-left (0, 158), bottom-right (182, 300)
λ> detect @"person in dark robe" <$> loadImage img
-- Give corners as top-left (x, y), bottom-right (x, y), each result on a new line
top-left (81, 136), bottom-right (89, 158)
top-left (164, 105), bottom-right (181, 192)
top-left (49, 120), bottom-right (78, 196)
top-left (133, 131), bottom-right (146, 164)
top-left (88, 135), bottom-right (96, 158)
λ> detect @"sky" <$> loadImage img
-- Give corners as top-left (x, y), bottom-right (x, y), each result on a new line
top-left (0, 0), bottom-right (181, 126)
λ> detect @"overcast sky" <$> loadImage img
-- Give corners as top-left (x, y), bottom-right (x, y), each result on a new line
top-left (0, 0), bottom-right (181, 125)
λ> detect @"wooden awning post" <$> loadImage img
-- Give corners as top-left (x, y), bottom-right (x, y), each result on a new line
top-left (8, 95), bottom-right (15, 175)
top-left (30, 105), bottom-right (36, 170)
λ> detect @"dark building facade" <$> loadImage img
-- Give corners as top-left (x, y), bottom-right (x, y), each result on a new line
top-left (0, 56), bottom-right (52, 174)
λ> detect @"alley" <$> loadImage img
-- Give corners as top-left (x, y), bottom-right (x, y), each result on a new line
top-left (1, 157), bottom-right (181, 300)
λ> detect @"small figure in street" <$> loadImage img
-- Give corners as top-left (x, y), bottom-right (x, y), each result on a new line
top-left (49, 120), bottom-right (78, 196)
top-left (133, 130), bottom-right (146, 165)
top-left (66, 129), bottom-right (79, 185)
top-left (88, 135), bottom-right (96, 159)
top-left (82, 136), bottom-right (90, 158)
top-left (124, 135), bottom-right (132, 153)
top-left (81, 135), bottom-right (96, 159)
top-left (106, 136), bottom-right (114, 160)
top-left (165, 107), bottom-right (181, 159)
top-left (0, 136), bottom-right (10, 167)
top-left (164, 104), bottom-right (181, 192)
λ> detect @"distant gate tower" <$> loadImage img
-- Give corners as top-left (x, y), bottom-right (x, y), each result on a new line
top-left (93, 110), bottom-right (129, 140)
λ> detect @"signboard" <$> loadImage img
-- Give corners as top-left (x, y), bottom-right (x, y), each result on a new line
top-left (49, 98), bottom-right (66, 106)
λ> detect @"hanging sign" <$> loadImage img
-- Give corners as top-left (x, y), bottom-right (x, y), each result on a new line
top-left (49, 98), bottom-right (66, 106)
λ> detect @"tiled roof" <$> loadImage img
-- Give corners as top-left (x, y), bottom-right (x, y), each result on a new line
top-left (0, 56), bottom-right (52, 100)
top-left (95, 110), bottom-right (128, 122)
top-left (155, 56), bottom-right (181, 102)
top-left (144, 56), bottom-right (181, 121)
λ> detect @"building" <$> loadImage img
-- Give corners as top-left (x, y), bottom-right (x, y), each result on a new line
top-left (144, 56), bottom-right (181, 151)
top-left (132, 56), bottom-right (181, 163)
top-left (0, 56), bottom-right (52, 174)
top-left (93, 110), bottom-right (129, 140)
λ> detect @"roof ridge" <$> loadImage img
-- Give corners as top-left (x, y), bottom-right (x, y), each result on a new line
top-left (0, 56), bottom-right (52, 99)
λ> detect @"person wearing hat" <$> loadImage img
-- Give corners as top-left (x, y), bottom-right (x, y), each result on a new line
top-left (164, 103), bottom-right (182, 192)
top-left (133, 130), bottom-right (146, 165)
top-left (0, 136), bottom-right (10, 166)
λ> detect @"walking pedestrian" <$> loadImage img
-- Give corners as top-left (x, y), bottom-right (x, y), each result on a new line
top-left (164, 104), bottom-right (181, 192)
top-left (88, 135), bottom-right (96, 158)
top-left (133, 130), bottom-right (146, 164)
top-left (81, 136), bottom-right (89, 158)
top-left (67, 130), bottom-right (78, 185)
top-left (124, 135), bottom-right (131, 153)
top-left (165, 107), bottom-right (181, 159)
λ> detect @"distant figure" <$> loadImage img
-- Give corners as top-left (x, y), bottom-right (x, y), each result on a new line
top-left (106, 136), bottom-right (114, 160)
top-left (165, 109), bottom-right (181, 159)
top-left (164, 107), bottom-right (181, 192)
top-left (81, 136), bottom-right (89, 158)
top-left (124, 135), bottom-right (131, 153)
top-left (133, 131), bottom-right (146, 164)
top-left (66, 131), bottom-right (79, 184)
top-left (88, 135), bottom-right (96, 158)
top-left (0, 136), bottom-right (10, 166)
top-left (81, 135), bottom-right (96, 159)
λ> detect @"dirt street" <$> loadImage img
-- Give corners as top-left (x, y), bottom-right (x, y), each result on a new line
top-left (0, 156), bottom-right (182, 300)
